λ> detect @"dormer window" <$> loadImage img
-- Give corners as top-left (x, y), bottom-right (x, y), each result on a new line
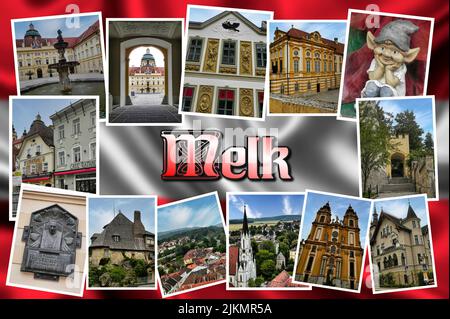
top-left (112, 235), bottom-right (120, 242)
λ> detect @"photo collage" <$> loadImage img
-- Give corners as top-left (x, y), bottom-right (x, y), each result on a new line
top-left (6, 5), bottom-right (439, 298)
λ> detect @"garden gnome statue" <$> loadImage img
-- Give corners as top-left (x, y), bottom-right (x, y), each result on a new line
top-left (361, 20), bottom-right (420, 97)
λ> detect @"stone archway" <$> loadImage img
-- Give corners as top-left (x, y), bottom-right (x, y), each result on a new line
top-left (120, 38), bottom-right (172, 107)
top-left (37, 68), bottom-right (43, 78)
top-left (391, 153), bottom-right (406, 177)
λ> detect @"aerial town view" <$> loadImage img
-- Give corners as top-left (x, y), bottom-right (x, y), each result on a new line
top-left (157, 193), bottom-right (226, 296)
top-left (227, 193), bottom-right (308, 289)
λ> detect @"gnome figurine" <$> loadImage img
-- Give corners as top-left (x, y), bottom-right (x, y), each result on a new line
top-left (361, 20), bottom-right (420, 97)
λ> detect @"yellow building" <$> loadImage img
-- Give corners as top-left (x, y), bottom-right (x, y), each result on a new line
top-left (269, 27), bottom-right (344, 96)
top-left (387, 134), bottom-right (410, 179)
top-left (128, 48), bottom-right (165, 94)
top-left (15, 21), bottom-right (103, 81)
top-left (295, 202), bottom-right (364, 290)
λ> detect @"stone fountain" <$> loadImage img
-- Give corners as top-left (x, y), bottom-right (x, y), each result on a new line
top-left (48, 29), bottom-right (80, 93)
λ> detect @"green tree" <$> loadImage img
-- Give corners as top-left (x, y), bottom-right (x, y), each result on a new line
top-left (424, 132), bottom-right (434, 155)
top-left (259, 240), bottom-right (275, 253)
top-left (394, 110), bottom-right (424, 151)
top-left (255, 276), bottom-right (265, 287)
top-left (255, 249), bottom-right (275, 275)
top-left (279, 242), bottom-right (289, 261)
top-left (359, 100), bottom-right (395, 194)
top-left (260, 259), bottom-right (276, 279)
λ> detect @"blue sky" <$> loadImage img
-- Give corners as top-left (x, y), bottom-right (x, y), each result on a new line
top-left (379, 98), bottom-right (435, 139)
top-left (12, 98), bottom-right (82, 133)
top-left (189, 7), bottom-right (272, 28)
top-left (158, 194), bottom-right (223, 233)
top-left (300, 192), bottom-right (371, 247)
top-left (89, 197), bottom-right (155, 239)
top-left (269, 21), bottom-right (346, 43)
top-left (14, 14), bottom-right (99, 39)
top-left (229, 194), bottom-right (304, 220)
top-left (374, 196), bottom-right (429, 227)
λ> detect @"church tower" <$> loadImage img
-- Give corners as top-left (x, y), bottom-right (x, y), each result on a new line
top-left (236, 205), bottom-right (257, 287)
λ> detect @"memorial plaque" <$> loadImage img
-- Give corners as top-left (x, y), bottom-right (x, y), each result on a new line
top-left (21, 204), bottom-right (82, 281)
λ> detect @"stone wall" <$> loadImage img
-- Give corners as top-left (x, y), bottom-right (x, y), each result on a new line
top-left (411, 156), bottom-right (436, 198)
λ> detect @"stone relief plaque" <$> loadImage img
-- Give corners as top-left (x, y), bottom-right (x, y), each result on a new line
top-left (202, 39), bottom-right (219, 73)
top-left (239, 88), bottom-right (254, 117)
top-left (195, 86), bottom-right (214, 113)
top-left (240, 41), bottom-right (253, 76)
top-left (21, 204), bottom-right (82, 281)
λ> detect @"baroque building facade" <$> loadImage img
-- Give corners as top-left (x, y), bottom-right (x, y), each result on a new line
top-left (15, 114), bottom-right (55, 187)
top-left (269, 27), bottom-right (344, 96)
top-left (128, 48), bottom-right (165, 94)
top-left (50, 99), bottom-right (97, 193)
top-left (182, 11), bottom-right (268, 118)
top-left (15, 20), bottom-right (103, 81)
top-left (295, 202), bottom-right (364, 290)
top-left (369, 203), bottom-right (433, 288)
top-left (229, 206), bottom-right (257, 287)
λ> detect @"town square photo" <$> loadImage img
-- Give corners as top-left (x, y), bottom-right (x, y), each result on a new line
top-left (106, 18), bottom-right (183, 125)
top-left (226, 192), bottom-right (310, 290)
top-left (87, 196), bottom-right (157, 289)
top-left (293, 190), bottom-right (372, 292)
top-left (11, 13), bottom-right (107, 118)
top-left (369, 194), bottom-right (437, 293)
top-left (9, 96), bottom-right (99, 220)
top-left (338, 9), bottom-right (433, 120)
top-left (6, 184), bottom-right (88, 297)
top-left (357, 96), bottom-right (438, 200)
top-left (180, 5), bottom-right (273, 120)
top-left (268, 20), bottom-right (346, 115)
top-left (157, 192), bottom-right (226, 297)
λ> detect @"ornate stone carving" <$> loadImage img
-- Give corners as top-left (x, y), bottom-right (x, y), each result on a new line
top-left (196, 86), bottom-right (214, 113)
top-left (21, 204), bottom-right (82, 281)
top-left (239, 88), bottom-right (254, 117)
top-left (202, 39), bottom-right (219, 73)
top-left (185, 63), bottom-right (200, 71)
top-left (219, 66), bottom-right (237, 74)
top-left (256, 68), bottom-right (266, 77)
top-left (240, 41), bottom-right (253, 75)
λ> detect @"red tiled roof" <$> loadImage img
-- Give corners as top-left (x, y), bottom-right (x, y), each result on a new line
top-left (76, 20), bottom-right (99, 44)
top-left (16, 21), bottom-right (98, 49)
top-left (229, 246), bottom-right (239, 276)
top-left (128, 66), bottom-right (165, 76)
top-left (286, 27), bottom-right (345, 55)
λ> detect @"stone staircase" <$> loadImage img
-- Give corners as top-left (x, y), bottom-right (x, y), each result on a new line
top-left (380, 177), bottom-right (415, 193)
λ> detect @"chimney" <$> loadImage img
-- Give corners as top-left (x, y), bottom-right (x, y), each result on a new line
top-left (334, 37), bottom-right (338, 44)
top-left (261, 21), bottom-right (267, 31)
top-left (133, 210), bottom-right (145, 236)
top-left (134, 210), bottom-right (141, 222)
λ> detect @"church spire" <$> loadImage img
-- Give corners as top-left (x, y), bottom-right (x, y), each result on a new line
top-left (372, 206), bottom-right (379, 226)
top-left (406, 201), bottom-right (418, 219)
top-left (242, 205), bottom-right (249, 235)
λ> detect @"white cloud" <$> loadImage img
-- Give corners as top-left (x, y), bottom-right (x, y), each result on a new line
top-left (229, 195), bottom-right (262, 218)
top-left (159, 201), bottom-right (222, 232)
top-left (282, 196), bottom-right (294, 215)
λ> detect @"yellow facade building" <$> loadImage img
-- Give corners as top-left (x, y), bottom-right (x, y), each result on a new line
top-left (269, 27), bottom-right (344, 96)
top-left (15, 21), bottom-right (103, 81)
top-left (387, 134), bottom-right (410, 179)
top-left (128, 48), bottom-right (165, 94)
top-left (295, 202), bottom-right (364, 290)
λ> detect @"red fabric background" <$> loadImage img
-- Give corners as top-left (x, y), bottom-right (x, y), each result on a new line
top-left (0, 0), bottom-right (448, 299)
